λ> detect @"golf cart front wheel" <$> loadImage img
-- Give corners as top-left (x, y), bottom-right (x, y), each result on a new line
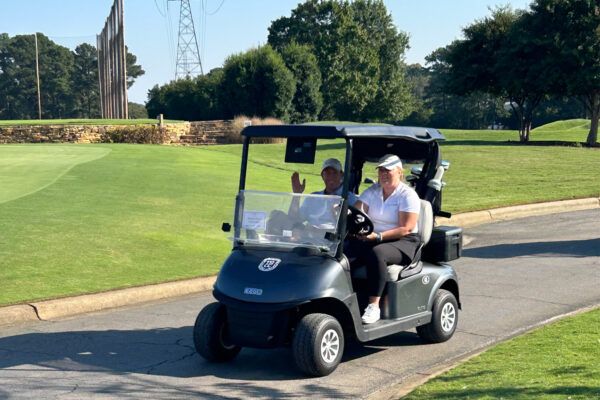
top-left (193, 302), bottom-right (241, 362)
top-left (417, 289), bottom-right (458, 343)
top-left (292, 313), bottom-right (344, 376)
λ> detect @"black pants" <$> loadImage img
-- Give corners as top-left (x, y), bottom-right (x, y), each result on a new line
top-left (346, 234), bottom-right (420, 298)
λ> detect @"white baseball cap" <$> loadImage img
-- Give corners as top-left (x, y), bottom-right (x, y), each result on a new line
top-left (321, 158), bottom-right (343, 172)
top-left (376, 154), bottom-right (403, 170)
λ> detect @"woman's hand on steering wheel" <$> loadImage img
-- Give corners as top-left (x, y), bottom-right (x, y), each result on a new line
top-left (347, 205), bottom-right (374, 236)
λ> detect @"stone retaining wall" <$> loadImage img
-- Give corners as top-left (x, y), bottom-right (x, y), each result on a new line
top-left (0, 120), bottom-right (236, 145)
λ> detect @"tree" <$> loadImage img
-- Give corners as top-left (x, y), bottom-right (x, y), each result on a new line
top-left (268, 0), bottom-right (411, 122)
top-left (73, 43), bottom-right (100, 118)
top-left (0, 33), bottom-right (144, 120)
top-left (280, 42), bottom-right (322, 123)
top-left (194, 68), bottom-right (225, 120)
top-left (528, 0), bottom-right (600, 145)
top-left (125, 48), bottom-right (145, 89)
top-left (145, 84), bottom-right (168, 119)
top-left (437, 7), bottom-right (548, 141)
top-left (0, 33), bottom-right (74, 119)
top-left (219, 45), bottom-right (295, 120)
top-left (128, 102), bottom-right (148, 119)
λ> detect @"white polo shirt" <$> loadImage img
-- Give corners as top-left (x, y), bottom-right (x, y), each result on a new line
top-left (359, 182), bottom-right (420, 233)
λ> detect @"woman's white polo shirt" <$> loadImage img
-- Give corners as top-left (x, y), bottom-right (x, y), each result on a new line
top-left (359, 182), bottom-right (420, 233)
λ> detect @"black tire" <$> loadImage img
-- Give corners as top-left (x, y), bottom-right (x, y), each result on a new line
top-left (292, 313), bottom-right (345, 377)
top-left (193, 302), bottom-right (241, 362)
top-left (417, 289), bottom-right (458, 343)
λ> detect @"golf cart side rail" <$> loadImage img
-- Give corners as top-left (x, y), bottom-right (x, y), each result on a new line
top-left (241, 124), bottom-right (446, 142)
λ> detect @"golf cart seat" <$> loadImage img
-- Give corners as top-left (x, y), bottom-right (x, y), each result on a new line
top-left (352, 199), bottom-right (433, 281)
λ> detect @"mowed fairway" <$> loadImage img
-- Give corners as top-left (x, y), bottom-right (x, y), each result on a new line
top-left (0, 144), bottom-right (290, 305)
top-left (1, 124), bottom-right (599, 305)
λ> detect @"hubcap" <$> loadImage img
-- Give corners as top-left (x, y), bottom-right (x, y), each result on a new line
top-left (320, 329), bottom-right (340, 363)
top-left (441, 302), bottom-right (456, 332)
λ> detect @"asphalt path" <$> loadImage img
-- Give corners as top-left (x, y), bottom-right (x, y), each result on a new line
top-left (0, 209), bottom-right (599, 399)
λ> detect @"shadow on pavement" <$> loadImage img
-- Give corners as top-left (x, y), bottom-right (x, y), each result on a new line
top-left (0, 326), bottom-right (423, 383)
top-left (463, 238), bottom-right (600, 259)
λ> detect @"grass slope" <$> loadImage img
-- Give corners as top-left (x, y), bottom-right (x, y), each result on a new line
top-left (0, 146), bottom-right (111, 204)
top-left (404, 308), bottom-right (600, 400)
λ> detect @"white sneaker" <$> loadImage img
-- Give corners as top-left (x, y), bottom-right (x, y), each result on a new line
top-left (361, 304), bottom-right (380, 324)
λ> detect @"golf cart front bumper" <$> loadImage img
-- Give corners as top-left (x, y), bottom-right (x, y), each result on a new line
top-left (213, 288), bottom-right (306, 348)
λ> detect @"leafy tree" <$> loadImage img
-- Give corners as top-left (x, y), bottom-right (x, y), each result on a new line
top-left (194, 68), bottom-right (225, 120)
top-left (128, 102), bottom-right (148, 119)
top-left (437, 7), bottom-right (548, 141)
top-left (268, 0), bottom-right (411, 122)
top-left (528, 0), bottom-right (600, 145)
top-left (145, 68), bottom-right (225, 121)
top-left (219, 45), bottom-right (295, 120)
top-left (145, 84), bottom-right (168, 119)
top-left (0, 33), bottom-right (144, 120)
top-left (125, 48), bottom-right (145, 89)
top-left (280, 42), bottom-right (322, 123)
top-left (0, 34), bottom-right (40, 119)
top-left (73, 43), bottom-right (100, 118)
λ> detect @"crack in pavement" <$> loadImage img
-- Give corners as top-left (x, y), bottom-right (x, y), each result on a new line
top-left (455, 329), bottom-right (498, 339)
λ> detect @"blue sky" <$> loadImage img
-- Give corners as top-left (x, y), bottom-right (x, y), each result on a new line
top-left (2, 0), bottom-right (532, 104)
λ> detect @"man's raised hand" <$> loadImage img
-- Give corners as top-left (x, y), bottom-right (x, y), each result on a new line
top-left (291, 172), bottom-right (306, 194)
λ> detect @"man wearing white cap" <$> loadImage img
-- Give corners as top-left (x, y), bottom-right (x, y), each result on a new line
top-left (347, 154), bottom-right (421, 324)
top-left (291, 158), bottom-right (358, 226)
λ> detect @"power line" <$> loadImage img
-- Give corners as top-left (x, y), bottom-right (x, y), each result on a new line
top-left (154, 0), bottom-right (166, 17)
top-left (205, 0), bottom-right (225, 15)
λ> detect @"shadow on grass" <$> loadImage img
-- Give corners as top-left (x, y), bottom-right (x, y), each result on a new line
top-left (440, 140), bottom-right (514, 146)
top-left (463, 238), bottom-right (600, 259)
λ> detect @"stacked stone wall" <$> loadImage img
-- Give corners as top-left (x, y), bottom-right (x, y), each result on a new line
top-left (181, 120), bottom-right (236, 145)
top-left (0, 120), bottom-right (235, 145)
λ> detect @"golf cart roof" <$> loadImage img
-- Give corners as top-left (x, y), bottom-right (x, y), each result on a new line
top-left (241, 124), bottom-right (445, 143)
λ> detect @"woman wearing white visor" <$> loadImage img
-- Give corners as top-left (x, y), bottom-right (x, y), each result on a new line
top-left (348, 154), bottom-right (421, 324)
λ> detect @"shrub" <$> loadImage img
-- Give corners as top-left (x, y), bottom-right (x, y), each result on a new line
top-left (226, 115), bottom-right (284, 144)
top-left (103, 125), bottom-right (171, 144)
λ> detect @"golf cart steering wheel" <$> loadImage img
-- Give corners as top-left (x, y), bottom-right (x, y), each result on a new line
top-left (347, 205), bottom-right (374, 236)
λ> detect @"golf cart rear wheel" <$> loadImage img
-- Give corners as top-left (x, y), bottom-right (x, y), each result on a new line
top-left (417, 289), bottom-right (458, 343)
top-left (292, 313), bottom-right (344, 377)
top-left (193, 302), bottom-right (241, 362)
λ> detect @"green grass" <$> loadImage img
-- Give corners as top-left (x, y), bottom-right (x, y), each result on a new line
top-left (404, 308), bottom-right (600, 400)
top-left (0, 119), bottom-right (183, 126)
top-left (0, 144), bottom-right (241, 304)
top-left (0, 124), bottom-right (599, 304)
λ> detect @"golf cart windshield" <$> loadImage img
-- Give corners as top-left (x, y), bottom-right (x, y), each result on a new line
top-left (233, 190), bottom-right (343, 256)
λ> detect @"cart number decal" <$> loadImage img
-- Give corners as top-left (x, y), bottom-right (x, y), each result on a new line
top-left (422, 275), bottom-right (430, 285)
top-left (244, 287), bottom-right (263, 295)
top-left (258, 257), bottom-right (281, 272)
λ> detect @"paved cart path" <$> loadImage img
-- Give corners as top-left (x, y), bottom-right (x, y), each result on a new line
top-left (1, 209), bottom-right (599, 399)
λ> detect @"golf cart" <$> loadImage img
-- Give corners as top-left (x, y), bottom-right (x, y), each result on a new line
top-left (193, 124), bottom-right (462, 376)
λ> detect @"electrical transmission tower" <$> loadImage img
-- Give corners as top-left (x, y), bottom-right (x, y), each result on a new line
top-left (169, 0), bottom-right (203, 79)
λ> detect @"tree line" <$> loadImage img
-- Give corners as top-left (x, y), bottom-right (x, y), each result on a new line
top-left (147, 0), bottom-right (598, 145)
top-left (2, 0), bottom-right (598, 146)
top-left (0, 33), bottom-right (145, 120)
top-left (424, 0), bottom-right (600, 145)
top-left (146, 0), bottom-right (413, 124)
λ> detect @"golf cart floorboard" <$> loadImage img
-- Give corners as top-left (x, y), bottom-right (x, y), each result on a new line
top-left (359, 311), bottom-right (432, 342)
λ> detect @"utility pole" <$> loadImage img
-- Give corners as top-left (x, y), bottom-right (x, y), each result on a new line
top-left (169, 0), bottom-right (203, 80)
top-left (34, 33), bottom-right (41, 120)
